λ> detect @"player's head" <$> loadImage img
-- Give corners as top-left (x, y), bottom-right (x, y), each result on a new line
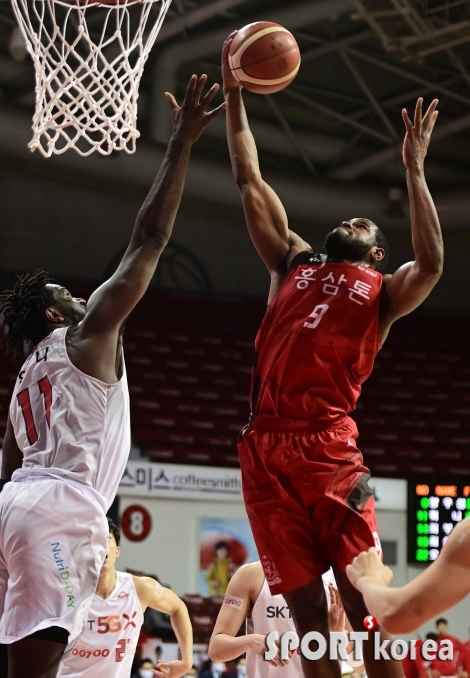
top-left (324, 218), bottom-right (389, 272)
top-left (436, 618), bottom-right (448, 634)
top-left (215, 540), bottom-right (229, 559)
top-left (138, 657), bottom-right (155, 678)
top-left (103, 517), bottom-right (121, 571)
top-left (0, 270), bottom-right (86, 355)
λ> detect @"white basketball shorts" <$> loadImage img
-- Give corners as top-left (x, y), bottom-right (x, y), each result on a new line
top-left (0, 476), bottom-right (107, 652)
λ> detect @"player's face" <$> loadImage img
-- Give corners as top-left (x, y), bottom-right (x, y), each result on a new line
top-left (47, 284), bottom-right (87, 324)
top-left (103, 532), bottom-right (120, 570)
top-left (324, 218), bottom-right (378, 263)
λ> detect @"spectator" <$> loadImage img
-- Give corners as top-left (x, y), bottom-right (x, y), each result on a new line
top-left (199, 658), bottom-right (226, 678)
top-left (401, 640), bottom-right (427, 678)
top-left (184, 666), bottom-right (198, 678)
top-left (431, 620), bottom-right (463, 677)
top-left (460, 628), bottom-right (470, 676)
top-left (235, 657), bottom-right (246, 678)
top-left (155, 645), bottom-right (163, 665)
top-left (132, 657), bottom-right (155, 678)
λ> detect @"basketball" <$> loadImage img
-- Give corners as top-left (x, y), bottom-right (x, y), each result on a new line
top-left (228, 21), bottom-right (301, 94)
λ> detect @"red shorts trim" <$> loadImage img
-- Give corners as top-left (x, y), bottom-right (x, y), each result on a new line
top-left (238, 416), bottom-right (380, 595)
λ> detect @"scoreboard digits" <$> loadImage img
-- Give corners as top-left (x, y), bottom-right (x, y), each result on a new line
top-left (408, 481), bottom-right (470, 563)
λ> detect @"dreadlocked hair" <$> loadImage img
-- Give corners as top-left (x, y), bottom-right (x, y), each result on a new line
top-left (0, 271), bottom-right (55, 355)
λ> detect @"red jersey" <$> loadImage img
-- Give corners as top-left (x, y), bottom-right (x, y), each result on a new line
top-left (460, 640), bottom-right (470, 673)
top-left (251, 252), bottom-right (383, 426)
top-left (431, 635), bottom-right (464, 676)
top-left (401, 654), bottom-right (427, 678)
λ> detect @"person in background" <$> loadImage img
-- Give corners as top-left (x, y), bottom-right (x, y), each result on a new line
top-left (199, 658), bottom-right (227, 678)
top-left (209, 561), bottom-right (364, 676)
top-left (57, 518), bottom-right (192, 678)
top-left (460, 629), bottom-right (470, 677)
top-left (206, 542), bottom-right (235, 595)
top-left (401, 639), bottom-right (428, 678)
top-left (236, 656), bottom-right (246, 678)
top-left (132, 657), bottom-right (155, 678)
top-left (430, 619), bottom-right (464, 678)
top-left (183, 666), bottom-right (198, 678)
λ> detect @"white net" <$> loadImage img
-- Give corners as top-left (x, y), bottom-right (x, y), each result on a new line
top-left (11, 0), bottom-right (173, 156)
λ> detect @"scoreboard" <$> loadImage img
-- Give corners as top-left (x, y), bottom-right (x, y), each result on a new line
top-left (408, 480), bottom-right (470, 563)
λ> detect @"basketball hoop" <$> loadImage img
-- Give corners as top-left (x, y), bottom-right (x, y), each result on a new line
top-left (10, 0), bottom-right (172, 156)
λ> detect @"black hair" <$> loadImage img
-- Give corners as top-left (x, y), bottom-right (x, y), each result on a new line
top-left (139, 657), bottom-right (154, 668)
top-left (107, 517), bottom-right (121, 546)
top-left (0, 271), bottom-right (55, 355)
top-left (215, 540), bottom-right (229, 552)
top-left (374, 225), bottom-right (389, 273)
top-left (436, 618), bottom-right (448, 626)
top-left (426, 632), bottom-right (438, 640)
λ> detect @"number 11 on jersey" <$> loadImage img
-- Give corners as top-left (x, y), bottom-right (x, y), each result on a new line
top-left (304, 304), bottom-right (329, 329)
top-left (17, 375), bottom-right (53, 445)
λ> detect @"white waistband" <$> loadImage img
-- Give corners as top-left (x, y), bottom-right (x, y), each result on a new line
top-left (12, 471), bottom-right (107, 513)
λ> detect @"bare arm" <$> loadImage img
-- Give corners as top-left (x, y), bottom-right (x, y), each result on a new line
top-left (380, 98), bottom-right (443, 338)
top-left (1, 417), bottom-right (23, 481)
top-left (209, 563), bottom-right (286, 666)
top-left (347, 523), bottom-right (470, 634)
top-left (68, 75), bottom-right (225, 381)
top-left (135, 577), bottom-right (193, 678)
top-left (222, 36), bottom-right (310, 301)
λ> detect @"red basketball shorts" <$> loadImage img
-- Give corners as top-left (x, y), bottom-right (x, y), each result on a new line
top-left (238, 415), bottom-right (381, 595)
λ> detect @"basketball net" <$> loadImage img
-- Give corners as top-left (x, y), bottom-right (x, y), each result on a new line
top-left (11, 0), bottom-right (172, 156)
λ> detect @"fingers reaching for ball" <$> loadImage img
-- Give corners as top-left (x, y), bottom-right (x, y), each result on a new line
top-left (222, 36), bottom-right (241, 91)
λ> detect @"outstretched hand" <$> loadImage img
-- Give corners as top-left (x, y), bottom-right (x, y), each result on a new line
top-left (346, 547), bottom-right (393, 591)
top-left (166, 74), bottom-right (227, 145)
top-left (221, 32), bottom-right (241, 91)
top-left (153, 660), bottom-right (191, 678)
top-left (328, 583), bottom-right (346, 633)
top-left (402, 98), bottom-right (439, 171)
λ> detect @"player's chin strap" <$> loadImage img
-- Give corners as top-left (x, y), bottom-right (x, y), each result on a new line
top-left (0, 480), bottom-right (8, 493)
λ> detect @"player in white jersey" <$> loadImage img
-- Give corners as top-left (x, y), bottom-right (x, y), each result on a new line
top-left (0, 73), bottom-right (225, 678)
top-left (58, 519), bottom-right (193, 678)
top-left (208, 562), bottom-right (364, 677)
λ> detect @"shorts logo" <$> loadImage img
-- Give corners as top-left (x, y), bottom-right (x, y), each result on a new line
top-left (372, 531), bottom-right (382, 555)
top-left (50, 542), bottom-right (75, 608)
top-left (261, 556), bottom-right (282, 586)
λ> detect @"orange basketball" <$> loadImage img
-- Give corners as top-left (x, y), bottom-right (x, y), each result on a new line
top-left (228, 21), bottom-right (300, 94)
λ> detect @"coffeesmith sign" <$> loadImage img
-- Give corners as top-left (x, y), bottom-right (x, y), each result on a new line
top-left (118, 461), bottom-right (242, 501)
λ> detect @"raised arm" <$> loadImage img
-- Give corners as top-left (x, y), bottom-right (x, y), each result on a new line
top-left (134, 577), bottom-right (193, 678)
top-left (346, 521), bottom-right (470, 634)
top-left (69, 75), bottom-right (225, 379)
top-left (222, 36), bottom-right (310, 300)
top-left (380, 98), bottom-right (443, 337)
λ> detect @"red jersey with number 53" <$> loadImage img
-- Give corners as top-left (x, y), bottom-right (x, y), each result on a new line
top-left (251, 252), bottom-right (383, 426)
top-left (9, 326), bottom-right (130, 509)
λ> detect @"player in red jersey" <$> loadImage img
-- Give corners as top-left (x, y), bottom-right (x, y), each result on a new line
top-left (222, 33), bottom-right (443, 678)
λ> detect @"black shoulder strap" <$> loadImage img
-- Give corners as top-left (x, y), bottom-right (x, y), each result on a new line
top-left (288, 251), bottom-right (326, 272)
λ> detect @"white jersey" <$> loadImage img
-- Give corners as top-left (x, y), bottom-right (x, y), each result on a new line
top-left (58, 571), bottom-right (144, 678)
top-left (9, 327), bottom-right (130, 509)
top-left (247, 572), bottom-right (335, 678)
